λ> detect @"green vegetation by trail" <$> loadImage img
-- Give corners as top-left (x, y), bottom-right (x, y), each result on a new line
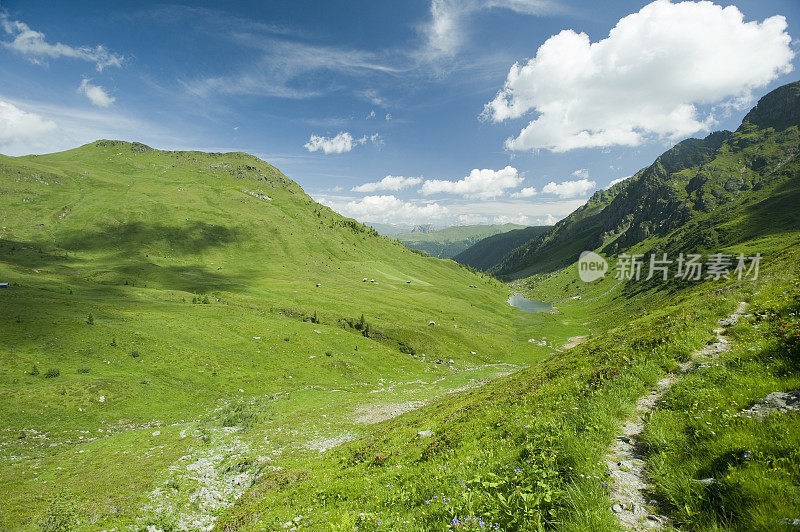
top-left (642, 281), bottom-right (800, 531)
top-left (394, 224), bottom-right (526, 259)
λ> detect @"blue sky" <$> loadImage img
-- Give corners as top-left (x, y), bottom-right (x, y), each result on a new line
top-left (1, 0), bottom-right (798, 227)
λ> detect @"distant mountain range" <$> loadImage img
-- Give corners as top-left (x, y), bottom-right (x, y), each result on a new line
top-left (393, 223), bottom-right (527, 259)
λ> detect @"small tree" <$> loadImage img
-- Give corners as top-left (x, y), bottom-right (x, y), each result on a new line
top-left (29, 364), bottom-right (39, 376)
top-left (86, 313), bottom-right (94, 325)
top-left (202, 295), bottom-right (210, 304)
top-left (110, 337), bottom-right (117, 347)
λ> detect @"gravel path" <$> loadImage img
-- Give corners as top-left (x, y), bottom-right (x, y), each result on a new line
top-left (605, 302), bottom-right (747, 531)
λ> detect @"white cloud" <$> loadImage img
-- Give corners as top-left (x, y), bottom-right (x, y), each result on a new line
top-left (493, 213), bottom-right (532, 225)
top-left (541, 178), bottom-right (596, 198)
top-left (78, 79), bottom-right (115, 107)
top-left (366, 133), bottom-right (384, 148)
top-left (352, 175), bottom-right (423, 193)
top-left (483, 0), bottom-right (795, 152)
top-left (305, 132), bottom-right (356, 154)
top-left (510, 186), bottom-right (538, 198)
top-left (385, 113), bottom-right (392, 121)
top-left (571, 168), bottom-right (588, 179)
top-left (608, 175), bottom-right (632, 187)
top-left (0, 100), bottom-right (57, 151)
top-left (317, 191), bottom-right (579, 227)
top-left (421, 165), bottom-right (522, 199)
top-left (304, 131), bottom-right (381, 154)
top-left (421, 0), bottom-right (559, 60)
top-left (540, 214), bottom-right (558, 225)
top-left (367, 109), bottom-right (376, 119)
top-left (0, 13), bottom-right (123, 70)
top-left (324, 194), bottom-right (449, 224)
top-left (184, 41), bottom-right (398, 99)
top-left (456, 213), bottom-right (490, 225)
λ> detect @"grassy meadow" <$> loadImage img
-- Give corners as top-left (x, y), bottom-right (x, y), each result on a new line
top-left (1, 138), bottom-right (799, 531)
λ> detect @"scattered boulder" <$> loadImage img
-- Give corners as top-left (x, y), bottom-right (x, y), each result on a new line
top-left (417, 430), bottom-right (433, 437)
top-left (741, 390), bottom-right (800, 419)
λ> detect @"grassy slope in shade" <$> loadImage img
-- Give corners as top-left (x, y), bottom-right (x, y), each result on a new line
top-left (453, 225), bottom-right (551, 271)
top-left (0, 140), bottom-right (561, 530)
top-left (394, 223), bottom-right (525, 259)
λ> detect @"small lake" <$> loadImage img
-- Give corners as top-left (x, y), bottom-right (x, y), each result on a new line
top-left (507, 294), bottom-right (554, 313)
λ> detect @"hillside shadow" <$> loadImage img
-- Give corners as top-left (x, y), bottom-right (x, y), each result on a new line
top-left (59, 221), bottom-right (245, 253)
top-left (729, 178), bottom-right (800, 243)
top-left (0, 239), bottom-right (73, 270)
top-left (2, 219), bottom-right (254, 295)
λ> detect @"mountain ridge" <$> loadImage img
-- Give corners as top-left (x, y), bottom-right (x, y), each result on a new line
top-left (490, 80), bottom-right (800, 279)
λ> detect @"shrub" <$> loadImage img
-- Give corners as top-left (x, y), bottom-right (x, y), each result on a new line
top-left (77, 367), bottom-right (90, 374)
top-left (129, 350), bottom-right (140, 358)
top-left (86, 313), bottom-right (94, 325)
top-left (110, 337), bottom-right (117, 347)
top-left (220, 401), bottom-right (259, 430)
top-left (29, 364), bottom-right (39, 376)
top-left (44, 368), bottom-right (60, 378)
top-left (41, 492), bottom-right (77, 532)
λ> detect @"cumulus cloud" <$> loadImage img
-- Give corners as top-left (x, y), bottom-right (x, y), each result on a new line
top-left (305, 132), bottom-right (356, 154)
top-left (352, 175), bottom-right (423, 193)
top-left (304, 131), bottom-right (381, 154)
top-left (0, 13), bottom-right (123, 70)
top-left (0, 100), bottom-right (57, 149)
top-left (421, 165), bottom-right (522, 199)
top-left (78, 79), bottom-right (115, 107)
top-left (483, 0), bottom-right (795, 152)
top-left (493, 213), bottom-right (532, 225)
top-left (329, 195), bottom-right (449, 224)
top-left (510, 186), bottom-right (538, 198)
top-left (541, 178), bottom-right (596, 198)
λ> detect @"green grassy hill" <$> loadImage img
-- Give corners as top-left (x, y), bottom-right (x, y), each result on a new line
top-left (394, 223), bottom-right (525, 259)
top-left (0, 141), bottom-right (557, 530)
top-left (453, 225), bottom-right (551, 271)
